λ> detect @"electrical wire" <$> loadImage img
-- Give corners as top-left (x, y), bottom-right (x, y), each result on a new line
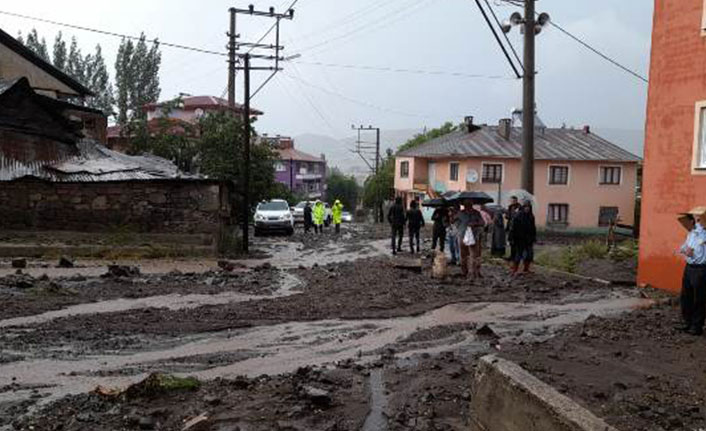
top-left (292, 60), bottom-right (515, 80)
top-left (276, 73), bottom-right (341, 137)
top-left (0, 9), bottom-right (228, 56)
top-left (246, 0), bottom-right (300, 54)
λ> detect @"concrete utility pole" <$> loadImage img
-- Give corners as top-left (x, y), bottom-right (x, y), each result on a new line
top-left (231, 5), bottom-right (294, 253)
top-left (228, 8), bottom-right (237, 106)
top-left (352, 125), bottom-right (382, 223)
top-left (521, 0), bottom-right (536, 194)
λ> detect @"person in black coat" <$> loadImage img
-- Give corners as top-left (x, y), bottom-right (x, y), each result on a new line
top-left (509, 201), bottom-right (537, 275)
top-left (388, 197), bottom-right (407, 255)
top-left (406, 200), bottom-right (425, 254)
top-left (431, 206), bottom-right (448, 252)
top-left (303, 202), bottom-right (313, 233)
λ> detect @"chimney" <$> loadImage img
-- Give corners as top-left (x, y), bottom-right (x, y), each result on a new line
top-left (464, 116), bottom-right (475, 133)
top-left (583, 125), bottom-right (591, 134)
top-left (498, 118), bottom-right (512, 140)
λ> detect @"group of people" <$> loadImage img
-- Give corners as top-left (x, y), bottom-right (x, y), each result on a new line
top-left (303, 200), bottom-right (344, 234)
top-left (387, 195), bottom-right (537, 279)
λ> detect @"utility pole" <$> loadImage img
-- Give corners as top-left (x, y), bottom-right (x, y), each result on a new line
top-left (521, 0), bottom-right (536, 194)
top-left (352, 125), bottom-right (382, 223)
top-left (231, 5), bottom-right (294, 253)
top-left (228, 8), bottom-right (238, 106)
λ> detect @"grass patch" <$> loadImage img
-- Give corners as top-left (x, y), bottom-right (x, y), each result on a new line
top-left (536, 239), bottom-right (637, 273)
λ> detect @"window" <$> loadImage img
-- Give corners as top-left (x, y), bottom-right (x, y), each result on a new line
top-left (548, 204), bottom-right (569, 224)
top-left (400, 161), bottom-right (409, 179)
top-left (482, 163), bottom-right (503, 183)
top-left (549, 165), bottom-right (569, 185)
top-left (598, 207), bottom-right (619, 227)
top-left (600, 166), bottom-right (622, 185)
top-left (450, 162), bottom-right (460, 181)
top-left (299, 165), bottom-right (308, 175)
top-left (696, 106), bottom-right (706, 169)
top-left (274, 162), bottom-right (286, 172)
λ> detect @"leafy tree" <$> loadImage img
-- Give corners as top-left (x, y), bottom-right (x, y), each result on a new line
top-left (115, 38), bottom-right (135, 124)
top-left (16, 32), bottom-right (24, 45)
top-left (114, 34), bottom-right (161, 123)
top-left (396, 121), bottom-right (458, 154)
top-left (66, 37), bottom-right (86, 85)
top-left (25, 29), bottom-right (49, 61)
top-left (52, 32), bottom-right (68, 71)
top-left (363, 149), bottom-right (395, 221)
top-left (327, 168), bottom-right (359, 210)
top-left (85, 45), bottom-right (114, 115)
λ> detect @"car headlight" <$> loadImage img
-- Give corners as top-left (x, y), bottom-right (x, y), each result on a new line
top-left (255, 214), bottom-right (265, 221)
top-left (280, 213), bottom-right (292, 220)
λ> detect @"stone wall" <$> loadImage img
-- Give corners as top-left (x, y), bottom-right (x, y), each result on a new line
top-left (0, 180), bottom-right (225, 233)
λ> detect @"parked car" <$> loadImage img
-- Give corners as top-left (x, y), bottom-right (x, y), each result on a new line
top-left (341, 211), bottom-right (353, 223)
top-left (291, 201), bottom-right (332, 226)
top-left (254, 199), bottom-right (294, 236)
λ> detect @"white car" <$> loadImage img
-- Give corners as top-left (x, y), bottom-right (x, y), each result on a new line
top-left (254, 199), bottom-right (294, 236)
top-left (341, 211), bottom-right (353, 223)
top-left (291, 201), bottom-right (333, 226)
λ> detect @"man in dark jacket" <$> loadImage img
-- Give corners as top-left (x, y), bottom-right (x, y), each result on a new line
top-left (406, 200), bottom-right (425, 254)
top-left (509, 201), bottom-right (537, 275)
top-left (388, 197), bottom-right (406, 255)
top-left (303, 202), bottom-right (313, 233)
top-left (431, 206), bottom-right (448, 252)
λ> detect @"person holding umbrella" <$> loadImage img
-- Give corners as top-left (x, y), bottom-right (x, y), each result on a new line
top-left (676, 207), bottom-right (706, 336)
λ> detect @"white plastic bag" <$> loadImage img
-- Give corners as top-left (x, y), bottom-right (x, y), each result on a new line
top-left (462, 227), bottom-right (476, 246)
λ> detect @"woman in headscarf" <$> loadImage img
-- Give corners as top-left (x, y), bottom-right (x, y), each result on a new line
top-left (491, 208), bottom-right (507, 258)
top-left (509, 201), bottom-right (537, 275)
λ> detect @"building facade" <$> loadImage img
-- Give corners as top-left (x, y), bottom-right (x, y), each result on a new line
top-left (638, 0), bottom-right (706, 292)
top-left (395, 119), bottom-right (640, 229)
top-left (266, 136), bottom-right (327, 200)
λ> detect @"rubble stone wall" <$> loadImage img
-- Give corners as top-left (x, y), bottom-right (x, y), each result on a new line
top-left (0, 179), bottom-right (224, 233)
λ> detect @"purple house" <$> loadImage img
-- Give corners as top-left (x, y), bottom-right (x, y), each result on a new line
top-left (267, 137), bottom-right (327, 199)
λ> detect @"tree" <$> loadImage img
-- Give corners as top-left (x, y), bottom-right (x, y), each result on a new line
top-left (66, 37), bottom-right (86, 88)
top-left (327, 168), bottom-right (359, 210)
top-left (52, 32), bottom-right (68, 71)
top-left (363, 150), bottom-right (395, 221)
top-left (115, 38), bottom-right (135, 125)
top-left (396, 122), bottom-right (458, 154)
top-left (85, 45), bottom-right (115, 116)
top-left (114, 34), bottom-right (161, 124)
top-left (25, 29), bottom-right (49, 61)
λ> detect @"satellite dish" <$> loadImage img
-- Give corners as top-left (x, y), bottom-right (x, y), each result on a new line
top-left (466, 169), bottom-right (479, 184)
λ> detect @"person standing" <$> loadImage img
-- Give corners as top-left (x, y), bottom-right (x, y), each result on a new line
top-left (313, 200), bottom-right (325, 234)
top-left (506, 196), bottom-right (522, 262)
top-left (457, 201), bottom-right (486, 279)
top-left (388, 197), bottom-right (406, 255)
top-left (491, 208), bottom-right (507, 257)
top-left (509, 201), bottom-right (537, 275)
top-left (332, 199), bottom-right (344, 234)
top-left (446, 206), bottom-right (460, 265)
top-left (431, 206), bottom-right (448, 252)
top-left (406, 200), bottom-right (425, 254)
top-left (303, 202), bottom-right (313, 233)
top-left (677, 209), bottom-right (706, 336)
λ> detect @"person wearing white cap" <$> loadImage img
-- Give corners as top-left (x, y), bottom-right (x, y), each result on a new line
top-left (677, 207), bottom-right (706, 336)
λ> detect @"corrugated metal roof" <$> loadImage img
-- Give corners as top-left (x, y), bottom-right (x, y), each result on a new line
top-left (397, 126), bottom-right (641, 162)
top-left (1, 139), bottom-right (205, 182)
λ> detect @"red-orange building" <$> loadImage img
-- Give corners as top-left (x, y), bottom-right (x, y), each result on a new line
top-left (639, 0), bottom-right (706, 292)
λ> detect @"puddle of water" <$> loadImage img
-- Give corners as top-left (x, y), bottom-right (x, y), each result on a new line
top-left (248, 239), bottom-right (389, 269)
top-left (362, 369), bottom-right (388, 431)
top-left (0, 259), bottom-right (220, 278)
top-left (0, 272), bottom-right (302, 329)
top-left (0, 295), bottom-right (652, 404)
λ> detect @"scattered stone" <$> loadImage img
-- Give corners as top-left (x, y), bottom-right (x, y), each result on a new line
top-left (57, 257), bottom-right (74, 268)
top-left (476, 324), bottom-right (499, 339)
top-left (103, 265), bottom-right (141, 278)
top-left (300, 385), bottom-right (332, 407)
top-left (138, 415), bottom-right (157, 430)
top-left (11, 258), bottom-right (27, 269)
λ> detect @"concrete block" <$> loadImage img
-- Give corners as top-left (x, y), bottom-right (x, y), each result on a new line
top-left (470, 355), bottom-right (617, 431)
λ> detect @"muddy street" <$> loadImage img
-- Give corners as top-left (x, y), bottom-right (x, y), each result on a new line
top-left (0, 225), bottom-right (652, 430)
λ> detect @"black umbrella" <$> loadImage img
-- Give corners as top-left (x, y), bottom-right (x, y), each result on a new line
top-left (421, 198), bottom-right (446, 208)
top-left (445, 191), bottom-right (494, 205)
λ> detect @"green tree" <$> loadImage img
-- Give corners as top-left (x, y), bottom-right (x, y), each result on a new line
top-left (52, 32), bottom-right (68, 71)
top-left (25, 29), bottom-right (49, 61)
top-left (114, 34), bottom-right (161, 123)
top-left (396, 122), bottom-right (458, 154)
top-left (85, 45), bottom-right (114, 116)
top-left (363, 149), bottom-right (395, 221)
top-left (115, 38), bottom-right (135, 125)
top-left (327, 168), bottom-right (359, 210)
top-left (66, 37), bottom-right (85, 85)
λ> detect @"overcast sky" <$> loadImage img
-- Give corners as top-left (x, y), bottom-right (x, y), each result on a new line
top-left (0, 0), bottom-right (653, 141)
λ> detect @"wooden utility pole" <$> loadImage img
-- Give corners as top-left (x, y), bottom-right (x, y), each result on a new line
top-left (521, 0), bottom-right (536, 194)
top-left (242, 53), bottom-right (251, 252)
top-left (228, 8), bottom-right (237, 106)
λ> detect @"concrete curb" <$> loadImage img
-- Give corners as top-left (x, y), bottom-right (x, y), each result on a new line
top-left (470, 355), bottom-right (618, 431)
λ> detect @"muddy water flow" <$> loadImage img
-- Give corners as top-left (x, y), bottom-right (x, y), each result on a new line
top-left (0, 293), bottom-right (652, 404)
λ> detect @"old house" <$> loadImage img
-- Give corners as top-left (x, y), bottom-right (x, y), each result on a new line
top-left (264, 136), bottom-right (327, 200)
top-left (638, 0), bottom-right (706, 292)
top-left (395, 117), bottom-right (640, 229)
top-left (0, 29), bottom-right (227, 234)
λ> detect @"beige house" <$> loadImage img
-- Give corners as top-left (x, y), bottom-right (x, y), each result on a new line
top-left (394, 118), bottom-right (641, 229)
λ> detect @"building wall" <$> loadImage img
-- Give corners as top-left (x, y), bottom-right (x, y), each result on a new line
top-left (275, 159), bottom-right (327, 198)
top-left (638, 0), bottom-right (706, 292)
top-left (0, 44), bottom-right (78, 98)
top-left (395, 156), bottom-right (637, 229)
top-left (0, 180), bottom-right (225, 234)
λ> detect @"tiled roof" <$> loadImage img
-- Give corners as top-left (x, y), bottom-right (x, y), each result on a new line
top-left (397, 126), bottom-right (641, 162)
top-left (277, 147), bottom-right (324, 163)
top-left (144, 95), bottom-right (263, 115)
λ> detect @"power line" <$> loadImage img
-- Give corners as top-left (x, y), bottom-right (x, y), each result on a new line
top-left (293, 60), bottom-right (515, 80)
top-left (247, 0), bottom-right (300, 54)
top-left (0, 9), bottom-right (228, 56)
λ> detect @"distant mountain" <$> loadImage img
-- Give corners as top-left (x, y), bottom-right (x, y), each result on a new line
top-left (593, 128), bottom-right (644, 158)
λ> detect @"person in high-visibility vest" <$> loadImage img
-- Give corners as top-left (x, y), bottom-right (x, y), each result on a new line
top-left (313, 200), bottom-right (325, 234)
top-left (332, 199), bottom-right (344, 234)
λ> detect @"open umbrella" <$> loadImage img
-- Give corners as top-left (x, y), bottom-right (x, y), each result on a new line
top-left (421, 198), bottom-right (446, 208)
top-left (445, 191), bottom-right (494, 205)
